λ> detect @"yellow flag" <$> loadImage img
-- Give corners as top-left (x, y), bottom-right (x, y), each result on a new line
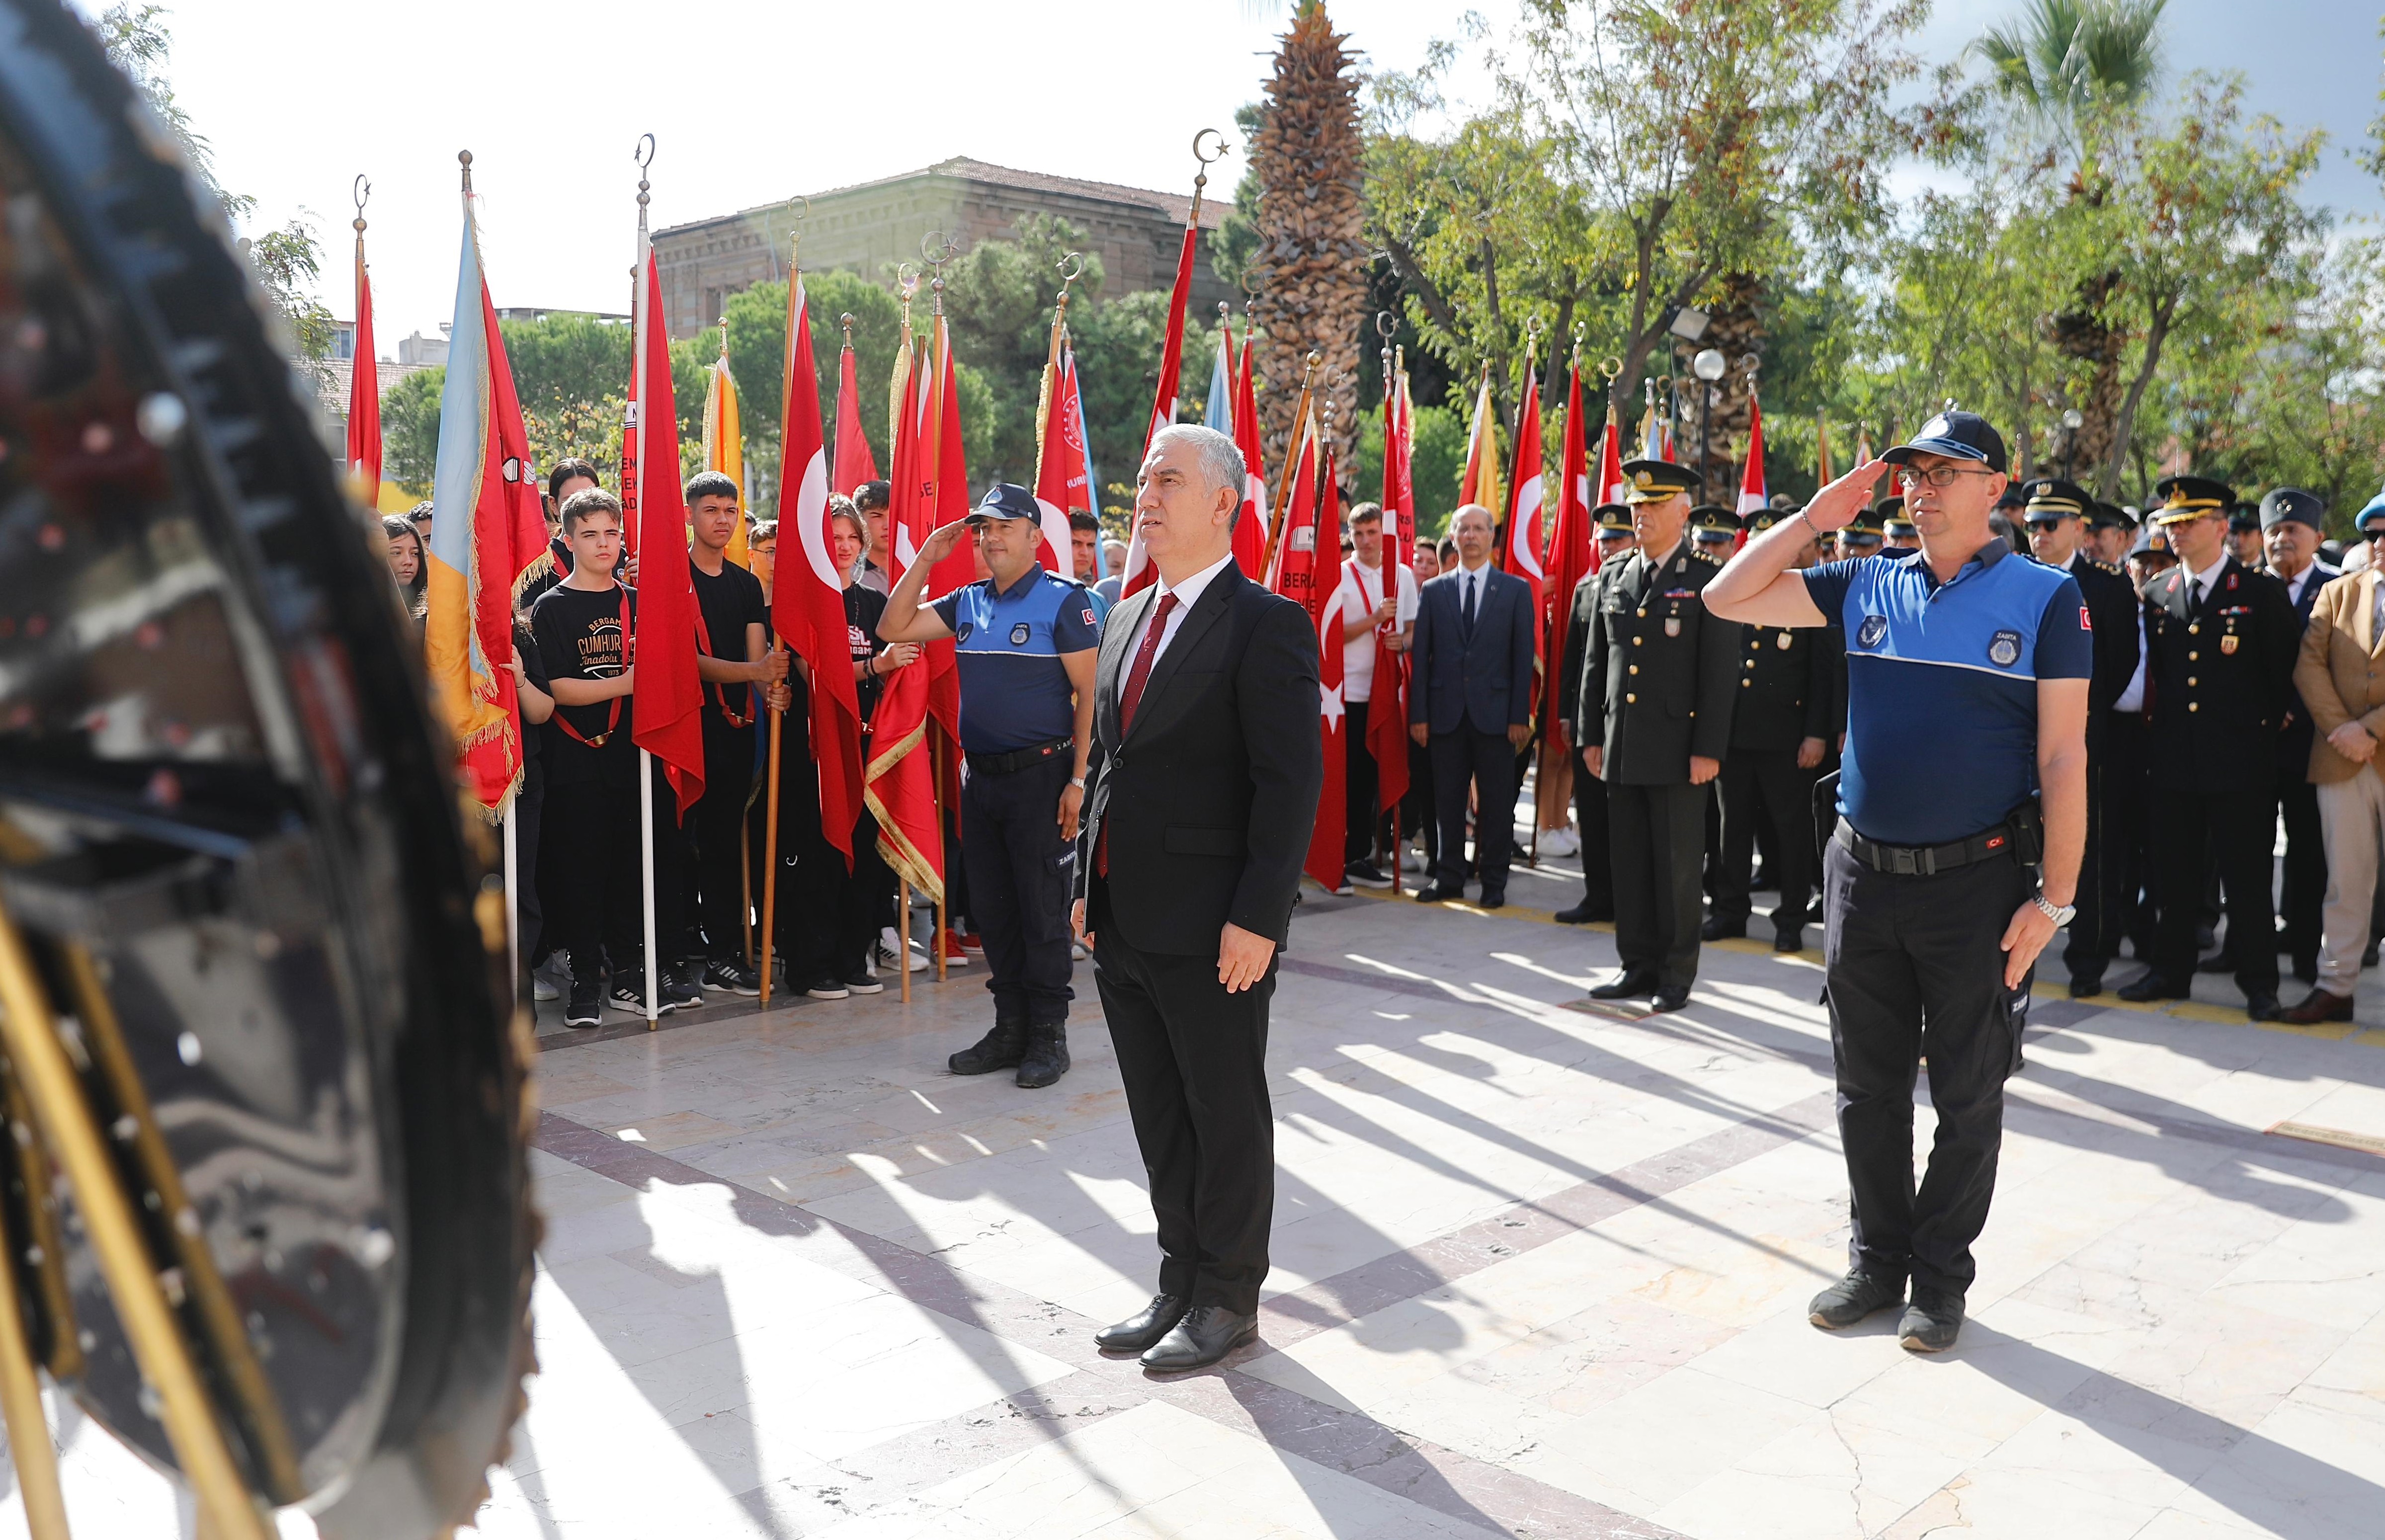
top-left (702, 341), bottom-right (747, 568)
top-left (1816, 407), bottom-right (1834, 485)
top-left (1461, 366), bottom-right (1503, 516)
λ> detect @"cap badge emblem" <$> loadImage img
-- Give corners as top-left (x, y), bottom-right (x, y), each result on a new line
top-left (1921, 415), bottom-right (1950, 439)
top-left (1635, 470), bottom-right (1653, 489)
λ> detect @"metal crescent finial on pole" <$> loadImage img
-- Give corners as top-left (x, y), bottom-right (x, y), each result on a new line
top-left (840, 312), bottom-right (855, 351)
top-left (352, 173), bottom-right (370, 223)
top-left (1601, 355), bottom-right (1623, 383)
top-left (1188, 127), bottom-right (1229, 228)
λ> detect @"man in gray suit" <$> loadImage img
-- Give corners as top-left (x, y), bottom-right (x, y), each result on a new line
top-left (1408, 504), bottom-right (1537, 907)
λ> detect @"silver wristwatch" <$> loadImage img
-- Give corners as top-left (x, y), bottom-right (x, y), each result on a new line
top-left (2032, 892), bottom-right (2076, 926)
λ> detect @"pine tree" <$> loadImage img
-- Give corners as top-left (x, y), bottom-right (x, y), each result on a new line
top-left (1249, 0), bottom-right (1368, 471)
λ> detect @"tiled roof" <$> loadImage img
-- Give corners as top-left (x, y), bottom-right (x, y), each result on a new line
top-left (311, 356), bottom-right (432, 412)
top-left (655, 156), bottom-right (1227, 241)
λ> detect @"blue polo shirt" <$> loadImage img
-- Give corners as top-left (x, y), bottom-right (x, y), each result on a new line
top-left (1804, 543), bottom-right (2091, 846)
top-left (930, 565), bottom-right (1102, 753)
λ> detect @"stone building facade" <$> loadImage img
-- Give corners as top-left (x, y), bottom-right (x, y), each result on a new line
top-left (651, 156), bottom-right (1229, 339)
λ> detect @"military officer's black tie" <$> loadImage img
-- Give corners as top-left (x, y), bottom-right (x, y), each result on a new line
top-left (1462, 570), bottom-right (1478, 638)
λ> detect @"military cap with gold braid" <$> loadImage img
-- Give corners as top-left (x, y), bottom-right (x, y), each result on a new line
top-left (1877, 493), bottom-right (1913, 536)
top-left (1595, 501), bottom-right (1634, 534)
top-left (1743, 503), bottom-right (1794, 534)
top-left (1620, 458), bottom-right (1703, 503)
top-left (2149, 474), bottom-right (2235, 524)
top-left (1689, 503), bottom-right (1738, 539)
top-left (2019, 476), bottom-right (2090, 524)
top-left (1842, 500), bottom-right (1887, 538)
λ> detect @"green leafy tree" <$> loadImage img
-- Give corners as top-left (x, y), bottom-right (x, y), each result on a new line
top-left (381, 367), bottom-right (443, 495)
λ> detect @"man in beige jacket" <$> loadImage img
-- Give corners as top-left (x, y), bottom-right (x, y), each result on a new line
top-left (2284, 529), bottom-right (2385, 1023)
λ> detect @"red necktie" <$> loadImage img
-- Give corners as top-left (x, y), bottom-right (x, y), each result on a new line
top-left (1100, 590), bottom-right (1178, 877)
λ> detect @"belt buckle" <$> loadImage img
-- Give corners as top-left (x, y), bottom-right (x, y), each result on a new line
top-left (1889, 847), bottom-right (1918, 877)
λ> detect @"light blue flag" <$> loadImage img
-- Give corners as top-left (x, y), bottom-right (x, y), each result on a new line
top-left (1205, 327), bottom-right (1234, 436)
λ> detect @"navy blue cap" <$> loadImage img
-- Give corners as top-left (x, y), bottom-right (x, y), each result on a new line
top-left (969, 482), bottom-right (1040, 523)
top-left (1880, 410), bottom-right (2008, 475)
top-left (2259, 487), bottom-right (2324, 531)
top-left (2089, 501), bottom-right (2135, 532)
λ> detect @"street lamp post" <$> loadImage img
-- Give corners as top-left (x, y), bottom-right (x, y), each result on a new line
top-left (1692, 347), bottom-right (1727, 493)
top-left (2060, 409), bottom-right (2085, 482)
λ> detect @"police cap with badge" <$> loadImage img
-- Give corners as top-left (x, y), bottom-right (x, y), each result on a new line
top-left (2019, 477), bottom-right (2091, 526)
top-left (1840, 501), bottom-right (1887, 547)
top-left (968, 481), bottom-right (1042, 526)
top-left (2090, 501), bottom-right (2136, 535)
top-left (1622, 459), bottom-right (1703, 503)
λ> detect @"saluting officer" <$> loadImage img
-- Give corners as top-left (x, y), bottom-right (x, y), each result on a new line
top-left (1708, 503), bottom-right (1838, 952)
top-left (1581, 461), bottom-right (1743, 1012)
top-left (1555, 502), bottom-right (1636, 925)
top-left (2020, 478), bottom-right (2140, 997)
top-left (2117, 475), bottom-right (2300, 1020)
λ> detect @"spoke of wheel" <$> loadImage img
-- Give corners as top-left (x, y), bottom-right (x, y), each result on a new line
top-left (0, 900), bottom-right (272, 1540)
top-left (0, 1163), bottom-right (69, 1539)
top-left (56, 944), bottom-right (303, 1503)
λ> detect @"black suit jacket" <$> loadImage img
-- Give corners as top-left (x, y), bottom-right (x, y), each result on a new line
top-left (1581, 544), bottom-right (1742, 783)
top-left (1727, 620), bottom-right (1837, 753)
top-left (2279, 560), bottom-right (2340, 774)
top-left (2142, 556), bottom-right (2300, 795)
top-left (1409, 564), bottom-right (1536, 735)
top-left (1077, 563), bottom-right (1323, 953)
top-left (2056, 554), bottom-right (2141, 732)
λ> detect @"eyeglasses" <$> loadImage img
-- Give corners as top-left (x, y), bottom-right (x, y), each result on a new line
top-left (1894, 466), bottom-right (1995, 490)
top-left (2366, 527), bottom-right (2385, 542)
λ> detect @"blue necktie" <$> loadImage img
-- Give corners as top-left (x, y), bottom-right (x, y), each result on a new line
top-left (1462, 572), bottom-right (1478, 637)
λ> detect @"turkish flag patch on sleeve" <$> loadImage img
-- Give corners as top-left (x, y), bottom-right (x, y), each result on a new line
top-left (2080, 605), bottom-right (2093, 631)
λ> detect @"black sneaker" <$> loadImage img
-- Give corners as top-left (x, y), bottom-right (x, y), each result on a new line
top-left (844, 970), bottom-right (885, 995)
top-left (1897, 1287), bottom-right (1965, 1352)
top-left (1344, 860), bottom-right (1393, 890)
top-left (661, 968), bottom-right (703, 1011)
top-left (608, 973), bottom-right (670, 1016)
top-left (564, 977), bottom-right (602, 1029)
top-left (1809, 1269), bottom-right (1906, 1329)
top-left (704, 957), bottom-right (761, 996)
top-left (805, 977), bottom-right (850, 1000)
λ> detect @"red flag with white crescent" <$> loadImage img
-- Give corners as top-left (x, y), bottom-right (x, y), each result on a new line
top-left (865, 339), bottom-right (943, 899)
top-left (1541, 363), bottom-right (1594, 752)
top-left (1032, 343), bottom-right (1091, 575)
top-left (1231, 328), bottom-right (1268, 579)
top-left (630, 250), bottom-right (705, 818)
top-left (777, 273), bottom-right (864, 867)
top-left (1119, 222), bottom-right (1197, 598)
top-left (834, 333), bottom-right (880, 498)
top-left (1500, 362), bottom-right (1545, 640)
top-left (1368, 367), bottom-right (1414, 812)
top-left (1737, 392), bottom-right (1769, 516)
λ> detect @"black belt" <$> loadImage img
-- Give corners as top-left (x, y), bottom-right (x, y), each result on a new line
top-left (1835, 820), bottom-right (2016, 877)
top-left (965, 737), bottom-right (1074, 776)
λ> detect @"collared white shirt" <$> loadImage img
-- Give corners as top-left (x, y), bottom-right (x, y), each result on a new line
top-left (2186, 552), bottom-right (2228, 608)
top-left (1453, 556), bottom-right (1492, 623)
top-left (2280, 561), bottom-right (2318, 610)
top-left (1130, 548), bottom-right (1236, 670)
top-left (1335, 555), bottom-right (1420, 702)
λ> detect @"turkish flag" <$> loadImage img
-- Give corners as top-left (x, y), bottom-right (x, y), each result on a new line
top-left (833, 331), bottom-right (879, 498)
top-left (1500, 365), bottom-right (1545, 643)
top-left (629, 250), bottom-right (704, 818)
top-left (1032, 342), bottom-right (1091, 575)
top-left (1271, 419), bottom-right (1344, 892)
top-left (776, 273), bottom-right (863, 867)
top-left (347, 235), bottom-right (381, 504)
top-left (1737, 392), bottom-right (1769, 516)
top-left (1119, 222), bottom-right (1197, 598)
top-left (1369, 368), bottom-right (1415, 812)
top-left (1541, 362), bottom-right (1594, 751)
top-left (866, 337), bottom-right (944, 900)
top-left (1230, 328), bottom-right (1268, 580)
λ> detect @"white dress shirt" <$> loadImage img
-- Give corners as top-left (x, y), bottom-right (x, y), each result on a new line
top-left (1129, 548), bottom-right (1236, 670)
top-left (2185, 552), bottom-right (2228, 608)
top-left (1335, 556), bottom-right (1420, 702)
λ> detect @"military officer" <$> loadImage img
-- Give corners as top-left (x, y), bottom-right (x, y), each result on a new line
top-left (1556, 503), bottom-right (1637, 925)
top-left (2254, 487), bottom-right (2337, 983)
top-left (1708, 503), bottom-right (1838, 951)
top-left (2227, 505), bottom-right (2266, 570)
top-left (2020, 478), bottom-right (2141, 996)
top-left (1690, 503), bottom-right (1740, 560)
top-left (2117, 475), bottom-right (2300, 1020)
top-left (1838, 500), bottom-right (1887, 560)
top-left (1881, 496), bottom-right (1920, 551)
top-left (2087, 502), bottom-right (2137, 568)
top-left (1581, 461), bottom-right (1743, 1011)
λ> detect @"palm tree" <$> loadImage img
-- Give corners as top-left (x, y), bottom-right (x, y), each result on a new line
top-left (1972, 0), bottom-right (2168, 494)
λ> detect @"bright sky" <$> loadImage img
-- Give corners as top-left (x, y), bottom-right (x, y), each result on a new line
top-left (88, 0), bottom-right (2383, 349)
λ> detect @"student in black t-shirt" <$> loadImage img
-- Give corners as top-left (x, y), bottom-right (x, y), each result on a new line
top-left (529, 488), bottom-right (696, 1025)
top-left (684, 471), bottom-right (784, 994)
top-left (793, 500), bottom-right (922, 997)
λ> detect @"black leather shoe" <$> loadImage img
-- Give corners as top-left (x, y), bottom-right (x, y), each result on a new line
top-left (1553, 900), bottom-right (1613, 924)
top-left (2116, 971), bottom-right (2189, 1003)
top-left (2366, 939), bottom-right (2381, 969)
top-left (1095, 1293), bottom-right (1188, 1354)
top-left (2067, 975), bottom-right (2103, 999)
top-left (1587, 971), bottom-right (1657, 1001)
top-left (1773, 930), bottom-right (1803, 954)
top-left (1809, 1269), bottom-right (1906, 1328)
top-left (1140, 1303), bottom-right (1258, 1373)
top-left (1896, 1287), bottom-right (1965, 1352)
top-left (1647, 986), bottom-right (1691, 1013)
top-left (1414, 883), bottom-right (1464, 904)
top-left (1700, 915), bottom-right (1746, 942)
top-left (2195, 951), bottom-right (2239, 975)
top-left (1477, 888), bottom-right (1506, 909)
top-left (2243, 990), bottom-right (2282, 1023)
top-left (949, 1021), bottom-right (1026, 1075)
top-left (1015, 1022), bottom-right (1070, 1088)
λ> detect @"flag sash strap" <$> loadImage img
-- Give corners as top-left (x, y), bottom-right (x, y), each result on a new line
top-left (689, 605), bottom-right (752, 729)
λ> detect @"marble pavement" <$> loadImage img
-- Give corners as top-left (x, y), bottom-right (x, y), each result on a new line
top-left (5, 854), bottom-right (2383, 1539)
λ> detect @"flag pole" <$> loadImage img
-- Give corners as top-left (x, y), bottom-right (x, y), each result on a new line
top-left (1034, 251), bottom-right (1084, 485)
top-left (633, 135), bottom-right (660, 1029)
top-left (502, 787), bottom-right (519, 1006)
top-left (933, 733), bottom-right (948, 982)
top-left (1381, 321), bottom-right (1402, 896)
top-left (1260, 351), bottom-right (1323, 579)
top-left (759, 221), bottom-right (802, 1008)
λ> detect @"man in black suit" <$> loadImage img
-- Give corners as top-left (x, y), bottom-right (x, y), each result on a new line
top-left (1554, 504), bottom-right (1635, 923)
top-left (1072, 423), bottom-right (1322, 1373)
top-left (2019, 478), bottom-right (2140, 997)
top-left (2254, 487), bottom-right (2337, 982)
top-left (1408, 504), bottom-right (1537, 906)
top-left (2118, 475), bottom-right (2300, 1020)
top-left (1581, 460), bottom-right (1742, 1011)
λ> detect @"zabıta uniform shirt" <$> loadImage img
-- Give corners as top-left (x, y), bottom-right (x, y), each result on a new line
top-left (689, 559), bottom-right (768, 732)
top-left (529, 581), bottom-right (639, 790)
top-left (928, 565), bottom-right (1101, 754)
top-left (1803, 541), bottom-right (2090, 847)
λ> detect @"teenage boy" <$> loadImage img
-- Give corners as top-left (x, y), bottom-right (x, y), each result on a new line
top-left (685, 471), bottom-right (784, 994)
top-left (530, 489), bottom-right (685, 1024)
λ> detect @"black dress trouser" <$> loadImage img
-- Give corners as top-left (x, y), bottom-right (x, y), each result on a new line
top-left (1609, 781), bottom-right (1707, 989)
top-left (960, 754), bottom-right (1076, 1025)
top-left (797, 809), bottom-right (894, 984)
top-left (688, 720), bottom-right (756, 963)
top-left (1572, 757), bottom-right (1612, 913)
top-left (546, 776), bottom-right (639, 984)
top-left (1091, 884), bottom-right (1275, 1315)
top-left (1429, 724), bottom-right (1516, 893)
top-left (1344, 698), bottom-right (1380, 864)
top-left (1823, 837), bottom-right (2030, 1295)
top-left (1714, 749), bottom-right (1814, 939)
top-left (2151, 786), bottom-right (2278, 997)
top-left (2062, 742), bottom-right (2113, 984)
top-left (2102, 713), bottom-right (2156, 953)
top-left (2275, 778), bottom-right (2324, 969)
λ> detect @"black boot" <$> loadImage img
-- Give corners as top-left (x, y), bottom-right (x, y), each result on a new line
top-left (949, 1019), bottom-right (1026, 1075)
top-left (1016, 1020), bottom-right (1070, 1089)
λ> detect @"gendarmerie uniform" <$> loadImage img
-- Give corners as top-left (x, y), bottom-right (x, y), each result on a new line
top-left (1555, 502), bottom-right (1636, 924)
top-left (2123, 476), bottom-right (2300, 1017)
top-left (1581, 462), bottom-right (1742, 1002)
top-left (1711, 504), bottom-right (1839, 952)
top-left (2018, 479), bottom-right (2141, 996)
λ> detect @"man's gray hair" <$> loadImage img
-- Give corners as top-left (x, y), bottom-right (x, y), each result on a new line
top-left (1150, 423), bottom-right (1247, 511)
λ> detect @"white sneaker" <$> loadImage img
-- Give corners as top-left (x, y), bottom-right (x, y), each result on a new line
top-left (878, 926), bottom-right (930, 973)
top-left (1539, 825), bottom-right (1579, 858)
top-left (532, 976), bottom-right (560, 1002)
top-left (1400, 845), bottom-right (1425, 874)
